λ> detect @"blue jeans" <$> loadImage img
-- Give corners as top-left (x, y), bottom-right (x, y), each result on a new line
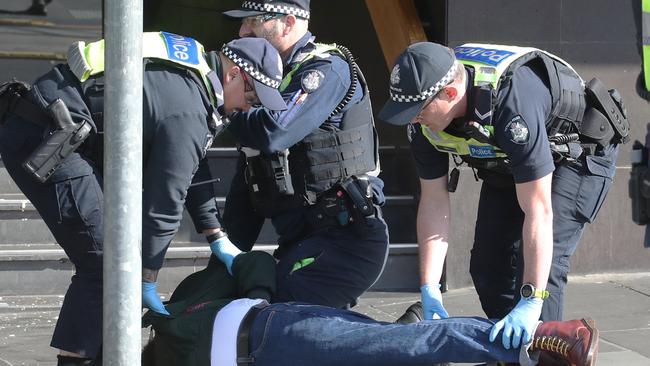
top-left (470, 144), bottom-right (619, 321)
top-left (247, 303), bottom-right (521, 365)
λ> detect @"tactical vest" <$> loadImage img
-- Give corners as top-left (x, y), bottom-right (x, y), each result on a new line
top-left (421, 43), bottom-right (586, 164)
top-left (66, 31), bottom-right (220, 106)
top-left (245, 43), bottom-right (379, 218)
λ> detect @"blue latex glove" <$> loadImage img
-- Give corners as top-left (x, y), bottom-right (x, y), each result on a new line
top-left (489, 297), bottom-right (543, 349)
top-left (142, 281), bottom-right (170, 315)
top-left (209, 235), bottom-right (242, 275)
top-left (421, 284), bottom-right (449, 320)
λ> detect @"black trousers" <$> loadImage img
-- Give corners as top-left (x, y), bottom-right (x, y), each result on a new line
top-left (0, 114), bottom-right (103, 358)
top-left (470, 144), bottom-right (619, 321)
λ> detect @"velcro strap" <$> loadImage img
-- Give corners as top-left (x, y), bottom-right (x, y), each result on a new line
top-left (309, 160), bottom-right (373, 183)
top-left (302, 128), bottom-right (362, 150)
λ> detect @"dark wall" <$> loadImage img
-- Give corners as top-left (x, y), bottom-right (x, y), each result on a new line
top-left (144, 0), bottom-right (241, 51)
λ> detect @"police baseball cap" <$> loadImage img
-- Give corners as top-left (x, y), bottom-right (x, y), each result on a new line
top-left (378, 42), bottom-right (458, 125)
top-left (223, 0), bottom-right (310, 19)
top-left (221, 38), bottom-right (287, 111)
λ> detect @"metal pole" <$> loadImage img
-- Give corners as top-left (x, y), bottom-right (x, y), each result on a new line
top-left (103, 0), bottom-right (143, 364)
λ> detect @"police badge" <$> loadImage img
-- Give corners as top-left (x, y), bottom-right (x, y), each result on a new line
top-left (505, 115), bottom-right (529, 144)
top-left (301, 70), bottom-right (325, 93)
top-left (390, 64), bottom-right (401, 86)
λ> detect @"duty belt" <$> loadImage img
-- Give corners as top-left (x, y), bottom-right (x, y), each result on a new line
top-left (236, 302), bottom-right (270, 366)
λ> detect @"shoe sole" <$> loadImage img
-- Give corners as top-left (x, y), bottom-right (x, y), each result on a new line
top-left (581, 318), bottom-right (599, 366)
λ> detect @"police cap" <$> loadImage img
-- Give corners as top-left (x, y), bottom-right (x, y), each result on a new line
top-left (222, 38), bottom-right (287, 111)
top-left (223, 0), bottom-right (310, 20)
top-left (378, 42), bottom-right (458, 125)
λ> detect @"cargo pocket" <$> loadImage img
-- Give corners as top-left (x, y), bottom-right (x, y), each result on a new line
top-left (575, 155), bottom-right (614, 223)
top-left (54, 174), bottom-right (102, 226)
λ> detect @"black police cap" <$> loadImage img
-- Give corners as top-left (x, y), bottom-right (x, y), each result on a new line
top-left (379, 42), bottom-right (458, 125)
top-left (224, 0), bottom-right (310, 20)
top-left (222, 38), bottom-right (287, 111)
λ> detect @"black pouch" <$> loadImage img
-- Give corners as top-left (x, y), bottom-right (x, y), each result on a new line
top-left (339, 175), bottom-right (375, 237)
top-left (584, 78), bottom-right (630, 144)
top-left (0, 80), bottom-right (31, 124)
top-left (578, 107), bottom-right (615, 148)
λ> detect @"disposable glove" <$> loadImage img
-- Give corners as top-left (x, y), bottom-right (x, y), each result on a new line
top-left (489, 297), bottom-right (543, 349)
top-left (142, 281), bottom-right (170, 315)
top-left (420, 284), bottom-right (450, 320)
top-left (209, 235), bottom-right (242, 275)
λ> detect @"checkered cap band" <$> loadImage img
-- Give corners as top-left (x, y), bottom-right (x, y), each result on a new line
top-left (390, 60), bottom-right (459, 103)
top-left (242, 1), bottom-right (310, 19)
top-left (221, 45), bottom-right (281, 88)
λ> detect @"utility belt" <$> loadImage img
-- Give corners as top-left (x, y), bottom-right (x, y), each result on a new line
top-left (549, 78), bottom-right (629, 162)
top-left (0, 80), bottom-right (92, 182)
top-left (305, 175), bottom-right (375, 237)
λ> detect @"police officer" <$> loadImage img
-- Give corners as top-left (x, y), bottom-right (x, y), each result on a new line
top-left (0, 35), bottom-right (286, 365)
top-left (379, 42), bottom-right (626, 350)
top-left (216, 0), bottom-right (390, 309)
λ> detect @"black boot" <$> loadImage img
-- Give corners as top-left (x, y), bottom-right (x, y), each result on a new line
top-left (395, 301), bottom-right (424, 324)
top-left (57, 355), bottom-right (93, 366)
top-left (25, 4), bottom-right (47, 15)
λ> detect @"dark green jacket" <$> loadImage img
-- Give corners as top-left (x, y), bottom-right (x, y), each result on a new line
top-left (142, 251), bottom-right (276, 366)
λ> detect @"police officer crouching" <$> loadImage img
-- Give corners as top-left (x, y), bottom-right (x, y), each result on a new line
top-left (379, 42), bottom-right (627, 351)
top-left (218, 0), bottom-right (390, 309)
top-left (0, 35), bottom-right (286, 365)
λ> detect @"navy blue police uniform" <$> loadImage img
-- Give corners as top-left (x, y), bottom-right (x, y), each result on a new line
top-left (409, 63), bottom-right (619, 321)
top-left (0, 35), bottom-right (224, 359)
top-left (223, 31), bottom-right (390, 309)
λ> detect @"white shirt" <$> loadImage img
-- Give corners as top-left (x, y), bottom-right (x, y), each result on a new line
top-left (211, 298), bottom-right (265, 366)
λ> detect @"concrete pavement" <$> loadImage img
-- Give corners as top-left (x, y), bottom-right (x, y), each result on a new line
top-left (0, 272), bottom-right (648, 365)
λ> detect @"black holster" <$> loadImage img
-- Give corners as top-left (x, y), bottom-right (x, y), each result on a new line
top-left (22, 99), bottom-right (92, 182)
top-left (306, 175), bottom-right (375, 237)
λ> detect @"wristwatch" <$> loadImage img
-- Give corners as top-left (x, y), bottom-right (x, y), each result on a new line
top-left (520, 283), bottom-right (549, 300)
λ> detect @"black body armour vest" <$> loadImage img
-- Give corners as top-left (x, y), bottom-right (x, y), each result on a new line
top-left (245, 48), bottom-right (379, 218)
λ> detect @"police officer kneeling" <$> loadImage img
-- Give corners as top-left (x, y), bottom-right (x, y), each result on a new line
top-left (379, 42), bottom-right (627, 351)
top-left (218, 0), bottom-right (389, 309)
top-left (0, 35), bottom-right (286, 365)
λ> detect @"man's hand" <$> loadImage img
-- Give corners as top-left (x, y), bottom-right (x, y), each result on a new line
top-left (142, 281), bottom-right (170, 315)
top-left (489, 297), bottom-right (543, 349)
top-left (209, 235), bottom-right (242, 275)
top-left (420, 284), bottom-right (449, 320)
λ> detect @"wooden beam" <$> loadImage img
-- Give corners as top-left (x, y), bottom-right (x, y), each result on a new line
top-left (365, 0), bottom-right (428, 70)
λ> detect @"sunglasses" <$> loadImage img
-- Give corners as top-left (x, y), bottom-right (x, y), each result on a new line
top-left (242, 13), bottom-right (285, 27)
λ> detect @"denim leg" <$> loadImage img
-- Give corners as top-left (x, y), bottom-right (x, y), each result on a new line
top-left (470, 182), bottom-right (524, 319)
top-left (274, 216), bottom-right (389, 309)
top-left (249, 303), bottom-right (520, 365)
top-left (0, 117), bottom-right (103, 358)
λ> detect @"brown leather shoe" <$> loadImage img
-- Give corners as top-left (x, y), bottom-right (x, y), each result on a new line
top-left (531, 318), bottom-right (598, 366)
